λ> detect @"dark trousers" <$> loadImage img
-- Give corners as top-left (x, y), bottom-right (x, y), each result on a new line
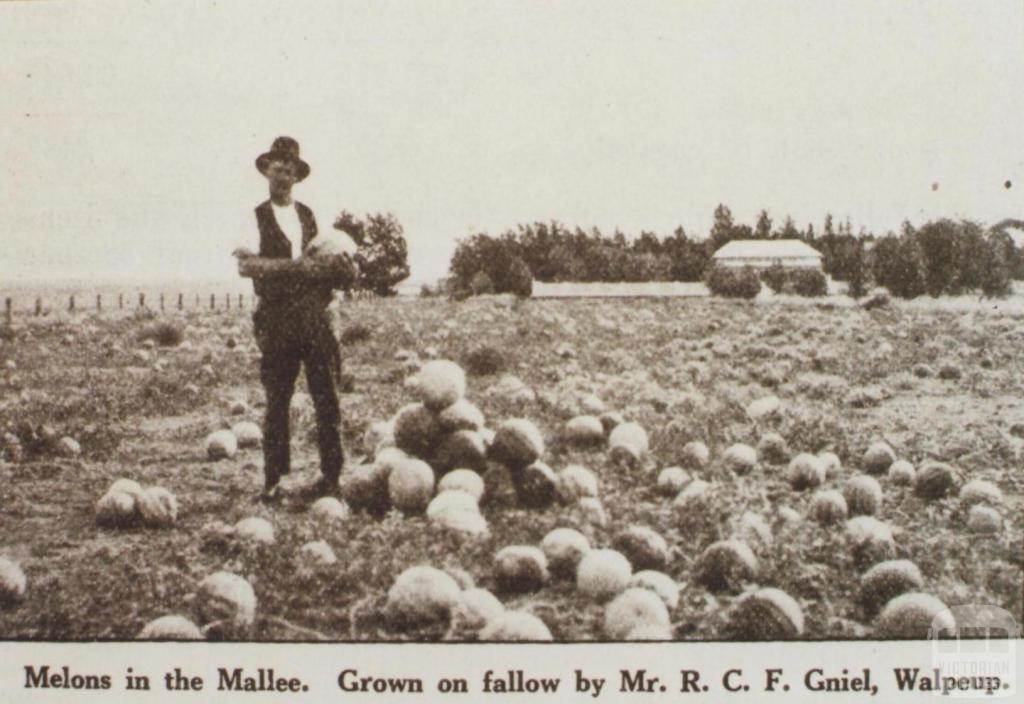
top-left (257, 311), bottom-right (343, 489)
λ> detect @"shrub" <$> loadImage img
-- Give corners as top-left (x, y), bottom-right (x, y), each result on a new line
top-left (504, 256), bottom-right (534, 298)
top-left (138, 321), bottom-right (183, 347)
top-left (463, 345), bottom-right (508, 376)
top-left (340, 323), bottom-right (372, 345)
top-left (470, 271), bottom-right (495, 296)
top-left (789, 269), bottom-right (828, 297)
top-left (761, 263), bottom-right (788, 293)
top-left (704, 266), bottom-right (761, 299)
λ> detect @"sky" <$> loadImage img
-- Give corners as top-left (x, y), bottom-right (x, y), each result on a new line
top-left (1, 0), bottom-right (1021, 284)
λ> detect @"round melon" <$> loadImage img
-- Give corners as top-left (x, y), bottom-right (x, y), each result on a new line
top-left (599, 411), bottom-right (625, 435)
top-left (787, 453), bottom-right (826, 491)
top-left (629, 571), bottom-right (680, 610)
top-left (493, 546), bottom-right (548, 593)
top-left (736, 511), bottom-right (773, 552)
top-left (863, 442), bottom-right (896, 475)
top-left (556, 464), bottom-right (599, 503)
top-left (612, 526), bottom-right (669, 571)
top-left (515, 461), bottom-right (558, 508)
top-left (417, 360), bottom-right (466, 411)
top-left (564, 415), bottom-right (605, 446)
top-left (673, 478), bottom-right (711, 510)
top-left (958, 479), bottom-right (1001, 506)
top-left (914, 462), bottom-right (958, 500)
top-left (577, 549), bottom-right (633, 602)
top-left (393, 403), bottom-right (443, 459)
top-left (299, 540), bottom-right (337, 565)
top-left (887, 460), bottom-right (915, 485)
top-left (576, 497), bottom-right (609, 527)
top-left (385, 566), bottom-right (462, 627)
top-left (757, 433), bottom-right (789, 465)
top-left (845, 516), bottom-right (896, 566)
top-left (388, 458), bottom-right (436, 513)
top-left (196, 572), bottom-right (256, 630)
top-left (966, 505), bottom-right (1002, 533)
top-left (808, 489), bottom-right (848, 525)
top-left (843, 474), bottom-right (883, 516)
top-left (609, 422), bottom-right (649, 467)
top-left (137, 614), bottom-right (203, 640)
top-left (0, 558), bottom-right (27, 606)
top-left (726, 588), bottom-right (804, 640)
top-left (205, 429), bottom-right (238, 460)
top-left (479, 611), bottom-right (552, 641)
top-left (310, 496), bottom-right (350, 522)
top-left (604, 588), bottom-right (670, 640)
top-left (818, 451), bottom-right (842, 479)
top-left (340, 462), bottom-right (391, 513)
top-left (656, 467), bottom-right (690, 497)
top-left (681, 441), bottom-right (710, 469)
top-left (695, 540), bottom-right (758, 593)
top-left (96, 490), bottom-right (138, 528)
top-left (431, 506), bottom-right (489, 537)
top-left (363, 420), bottom-right (395, 456)
top-left (427, 490), bottom-right (480, 521)
top-left (540, 528), bottom-right (590, 578)
top-left (137, 487), bottom-right (178, 528)
top-left (859, 560), bottom-right (924, 617)
top-left (233, 517), bottom-right (275, 545)
top-left (437, 399), bottom-right (485, 433)
top-left (875, 593), bottom-right (955, 638)
top-left (722, 443), bottom-right (757, 475)
top-left (434, 430), bottom-right (487, 473)
top-left (625, 624), bottom-right (673, 640)
top-left (437, 469), bottom-right (485, 501)
top-left (108, 478), bottom-right (144, 499)
top-left (231, 421), bottom-right (262, 449)
top-left (456, 588), bottom-right (504, 629)
top-left (489, 419), bottom-right (545, 470)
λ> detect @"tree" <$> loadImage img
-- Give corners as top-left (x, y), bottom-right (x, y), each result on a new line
top-left (779, 216), bottom-right (800, 240)
top-left (847, 239), bottom-right (868, 299)
top-left (710, 204), bottom-right (737, 252)
top-left (754, 210), bottom-right (773, 240)
top-left (333, 211), bottom-right (411, 296)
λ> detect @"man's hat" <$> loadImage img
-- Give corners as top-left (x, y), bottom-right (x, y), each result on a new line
top-left (255, 136), bottom-right (310, 181)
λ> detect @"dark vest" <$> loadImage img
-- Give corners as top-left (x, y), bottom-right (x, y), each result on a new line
top-left (252, 199), bottom-right (333, 318)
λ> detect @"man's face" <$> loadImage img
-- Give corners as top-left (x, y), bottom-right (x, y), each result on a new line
top-left (265, 159), bottom-right (298, 198)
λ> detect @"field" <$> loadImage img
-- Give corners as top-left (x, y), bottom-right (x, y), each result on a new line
top-left (0, 294), bottom-right (1021, 641)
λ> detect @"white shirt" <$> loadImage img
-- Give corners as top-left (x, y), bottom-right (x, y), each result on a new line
top-left (271, 201), bottom-right (303, 258)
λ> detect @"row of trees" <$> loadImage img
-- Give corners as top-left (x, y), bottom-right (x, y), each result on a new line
top-left (448, 206), bottom-right (1023, 299)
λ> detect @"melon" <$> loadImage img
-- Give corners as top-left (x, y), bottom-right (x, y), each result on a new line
top-left (437, 469), bottom-right (485, 501)
top-left (845, 516), bottom-right (896, 566)
top-left (434, 430), bottom-right (487, 473)
top-left (681, 441), bottom-right (710, 469)
top-left (0, 558), bottom-right (27, 606)
top-left (599, 411), bottom-right (625, 435)
top-left (656, 467), bottom-right (690, 497)
top-left (494, 546), bottom-right (548, 593)
top-left (489, 419), bottom-right (545, 469)
top-left (695, 540), bottom-right (758, 593)
top-left (393, 403), bottom-right (443, 458)
top-left (842, 475), bottom-right (883, 516)
top-left (818, 451), bottom-right (842, 479)
top-left (604, 588), bottom-right (670, 640)
top-left (310, 496), bottom-right (350, 522)
top-left (375, 447), bottom-right (409, 475)
top-left (363, 421), bottom-right (395, 455)
top-left (515, 461), bottom-right (558, 508)
top-left (137, 614), bottom-right (203, 640)
top-left (722, 443), bottom-right (757, 475)
top-left (609, 422), bottom-right (649, 467)
top-left (108, 478), bottom-right (144, 498)
top-left (540, 528), bottom-right (591, 578)
top-left (577, 549), bottom-right (632, 602)
top-left (57, 436), bottom-right (81, 457)
top-left (233, 517), bottom-right (275, 545)
top-left (625, 624), bottom-right (673, 640)
top-left (787, 453), bottom-right (826, 491)
top-left (887, 460), bottom-right (915, 485)
top-left (205, 429), bottom-right (238, 460)
top-left (913, 462), bottom-right (957, 500)
top-left (863, 442), bottom-right (896, 475)
top-left (479, 611), bottom-right (552, 641)
top-left (229, 399), bottom-right (248, 415)
top-left (385, 566), bottom-right (462, 626)
top-left (576, 497), bottom-right (609, 527)
top-left (137, 487), bottom-right (178, 528)
top-left (958, 479), bottom-right (1001, 506)
top-left (673, 478), bottom-right (711, 510)
top-left (417, 360), bottom-right (466, 411)
top-left (875, 593), bottom-right (955, 638)
top-left (859, 560), bottom-right (924, 616)
top-left (388, 458), bottom-right (436, 513)
top-left (556, 464), bottom-right (599, 503)
top-left (196, 572), bottom-right (256, 630)
top-left (299, 540), bottom-right (337, 565)
top-left (432, 507), bottom-right (489, 537)
top-left (305, 230), bottom-right (358, 257)
top-left (456, 588), bottom-right (504, 629)
top-left (579, 393), bottom-right (605, 415)
top-left (757, 433), bottom-right (788, 465)
top-left (735, 511), bottom-right (773, 551)
top-left (726, 588), bottom-right (804, 640)
top-left (427, 490), bottom-right (480, 521)
top-left (612, 526), bottom-right (669, 571)
top-left (340, 462), bottom-right (391, 512)
top-left (808, 490), bottom-right (848, 525)
top-left (96, 490), bottom-right (138, 528)
top-left (628, 571), bottom-right (680, 610)
top-left (747, 395), bottom-right (782, 420)
top-left (437, 399), bottom-right (484, 433)
top-left (231, 421), bottom-right (262, 449)
top-left (966, 505), bottom-right (1002, 533)
top-left (564, 415), bottom-right (605, 446)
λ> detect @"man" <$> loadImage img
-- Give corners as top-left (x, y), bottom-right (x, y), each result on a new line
top-left (243, 136), bottom-right (346, 503)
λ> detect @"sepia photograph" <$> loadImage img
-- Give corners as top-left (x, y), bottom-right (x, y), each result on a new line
top-left (1, 0), bottom-right (1022, 673)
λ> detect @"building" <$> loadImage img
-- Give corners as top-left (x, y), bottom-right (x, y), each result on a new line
top-left (712, 239), bottom-right (823, 271)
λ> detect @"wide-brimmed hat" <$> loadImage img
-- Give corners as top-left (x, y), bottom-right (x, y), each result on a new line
top-left (255, 136), bottom-right (310, 181)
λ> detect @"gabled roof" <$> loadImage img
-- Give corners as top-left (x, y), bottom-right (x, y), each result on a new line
top-left (713, 239), bottom-right (823, 259)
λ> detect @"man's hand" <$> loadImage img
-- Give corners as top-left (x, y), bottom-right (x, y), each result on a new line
top-left (232, 247), bottom-right (256, 259)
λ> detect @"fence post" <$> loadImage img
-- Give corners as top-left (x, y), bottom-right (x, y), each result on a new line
top-left (238, 293), bottom-right (243, 309)
top-left (34, 297), bottom-right (42, 316)
top-left (68, 295), bottom-right (75, 313)
top-left (118, 293), bottom-right (123, 310)
top-left (138, 293), bottom-right (145, 309)
top-left (178, 293), bottom-right (183, 311)
top-left (226, 293), bottom-right (231, 310)
top-left (195, 294), bottom-right (199, 308)
top-left (4, 298), bottom-right (11, 326)
top-left (209, 294), bottom-right (215, 311)
top-left (96, 294), bottom-right (102, 312)
top-left (159, 293), bottom-right (165, 311)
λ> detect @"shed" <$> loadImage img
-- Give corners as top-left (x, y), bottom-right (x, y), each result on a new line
top-left (712, 239), bottom-right (823, 270)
